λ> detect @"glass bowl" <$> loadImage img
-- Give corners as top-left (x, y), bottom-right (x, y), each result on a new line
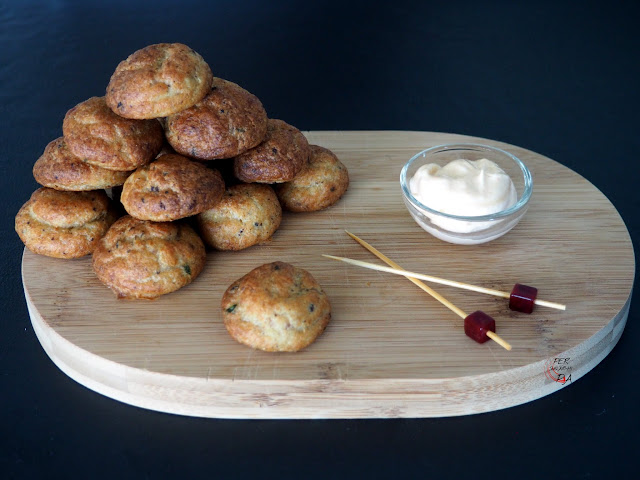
top-left (400, 143), bottom-right (533, 245)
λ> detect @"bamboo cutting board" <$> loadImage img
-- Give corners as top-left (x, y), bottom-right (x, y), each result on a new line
top-left (22, 131), bottom-right (635, 418)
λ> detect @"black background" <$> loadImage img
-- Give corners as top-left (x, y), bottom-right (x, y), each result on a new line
top-left (2, 1), bottom-right (638, 478)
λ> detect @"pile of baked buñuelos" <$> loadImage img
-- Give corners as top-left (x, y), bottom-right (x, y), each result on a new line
top-left (16, 42), bottom-right (349, 303)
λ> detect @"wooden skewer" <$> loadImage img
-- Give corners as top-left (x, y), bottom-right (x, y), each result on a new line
top-left (334, 232), bottom-right (512, 351)
top-left (485, 331), bottom-right (512, 351)
top-left (323, 255), bottom-right (467, 319)
top-left (341, 232), bottom-right (566, 311)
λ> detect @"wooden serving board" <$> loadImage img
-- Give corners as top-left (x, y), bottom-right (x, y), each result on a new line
top-left (22, 131), bottom-right (635, 418)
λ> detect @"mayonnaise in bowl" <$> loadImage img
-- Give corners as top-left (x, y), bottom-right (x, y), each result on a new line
top-left (400, 144), bottom-right (532, 245)
top-left (409, 158), bottom-right (517, 233)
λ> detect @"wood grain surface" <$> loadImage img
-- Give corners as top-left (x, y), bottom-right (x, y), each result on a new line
top-left (22, 131), bottom-right (635, 418)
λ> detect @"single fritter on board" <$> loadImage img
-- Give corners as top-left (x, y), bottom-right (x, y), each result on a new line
top-left (222, 262), bottom-right (331, 352)
top-left (233, 119), bottom-right (309, 183)
top-left (33, 137), bottom-right (131, 191)
top-left (164, 77), bottom-right (268, 160)
top-left (120, 154), bottom-right (225, 221)
top-left (197, 183), bottom-right (282, 251)
top-left (92, 215), bottom-right (206, 299)
top-left (276, 145), bottom-right (349, 212)
top-left (63, 96), bottom-right (164, 171)
top-left (15, 188), bottom-right (118, 258)
top-left (106, 43), bottom-right (213, 119)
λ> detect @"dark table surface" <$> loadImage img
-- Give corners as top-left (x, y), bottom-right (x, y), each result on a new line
top-left (2, 1), bottom-right (638, 478)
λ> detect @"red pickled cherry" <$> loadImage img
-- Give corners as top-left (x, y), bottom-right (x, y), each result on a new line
top-left (509, 283), bottom-right (538, 314)
top-left (464, 311), bottom-right (496, 344)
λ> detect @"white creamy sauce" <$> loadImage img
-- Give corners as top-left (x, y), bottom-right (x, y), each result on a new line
top-left (409, 158), bottom-right (517, 235)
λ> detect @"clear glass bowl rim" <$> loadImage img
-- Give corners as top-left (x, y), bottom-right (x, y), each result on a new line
top-left (400, 143), bottom-right (533, 222)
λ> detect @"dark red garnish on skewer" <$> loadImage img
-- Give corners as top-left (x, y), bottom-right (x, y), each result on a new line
top-left (509, 283), bottom-right (538, 314)
top-left (464, 311), bottom-right (496, 344)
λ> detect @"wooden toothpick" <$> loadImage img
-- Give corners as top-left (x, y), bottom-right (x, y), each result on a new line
top-left (334, 231), bottom-right (512, 351)
top-left (323, 252), bottom-right (565, 311)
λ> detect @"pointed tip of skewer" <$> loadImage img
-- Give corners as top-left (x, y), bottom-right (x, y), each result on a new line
top-left (534, 299), bottom-right (567, 311)
top-left (345, 230), bottom-right (380, 253)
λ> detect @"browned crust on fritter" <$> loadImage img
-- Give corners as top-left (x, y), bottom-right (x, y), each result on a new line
top-left (15, 188), bottom-right (118, 258)
top-left (221, 262), bottom-right (331, 352)
top-left (63, 96), bottom-right (164, 171)
top-left (120, 154), bottom-right (225, 221)
top-left (165, 77), bottom-right (268, 160)
top-left (33, 137), bottom-right (131, 190)
top-left (92, 215), bottom-right (205, 299)
top-left (233, 119), bottom-right (309, 183)
top-left (276, 145), bottom-right (349, 212)
top-left (197, 183), bottom-right (281, 251)
top-left (105, 43), bottom-right (213, 119)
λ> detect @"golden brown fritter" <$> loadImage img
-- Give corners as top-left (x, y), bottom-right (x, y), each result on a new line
top-left (92, 215), bottom-right (206, 299)
top-left (233, 119), bottom-right (309, 183)
top-left (197, 183), bottom-right (281, 251)
top-left (165, 77), bottom-right (267, 160)
top-left (106, 43), bottom-right (213, 119)
top-left (222, 262), bottom-right (331, 352)
top-left (15, 188), bottom-right (118, 258)
top-left (120, 154), bottom-right (225, 221)
top-left (33, 137), bottom-right (131, 191)
top-left (63, 96), bottom-right (164, 171)
top-left (276, 145), bottom-right (349, 212)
